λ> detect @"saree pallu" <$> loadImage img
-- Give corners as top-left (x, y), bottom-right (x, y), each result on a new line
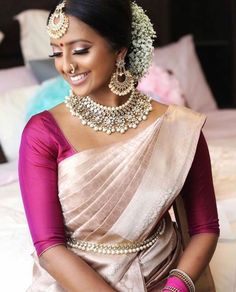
top-left (28, 105), bottom-right (206, 292)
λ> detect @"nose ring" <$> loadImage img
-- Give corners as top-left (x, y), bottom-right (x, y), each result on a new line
top-left (70, 63), bottom-right (76, 74)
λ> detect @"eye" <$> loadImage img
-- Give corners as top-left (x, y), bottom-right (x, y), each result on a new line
top-left (72, 48), bottom-right (89, 55)
top-left (48, 52), bottom-right (62, 58)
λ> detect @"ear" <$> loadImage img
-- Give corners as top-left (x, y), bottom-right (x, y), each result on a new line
top-left (116, 47), bottom-right (128, 60)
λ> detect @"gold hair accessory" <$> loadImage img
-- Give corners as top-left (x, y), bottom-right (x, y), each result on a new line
top-left (70, 64), bottom-right (76, 74)
top-left (109, 59), bottom-right (134, 96)
top-left (47, 0), bottom-right (69, 39)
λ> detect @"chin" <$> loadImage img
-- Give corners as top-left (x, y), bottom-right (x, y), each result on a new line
top-left (71, 87), bottom-right (90, 97)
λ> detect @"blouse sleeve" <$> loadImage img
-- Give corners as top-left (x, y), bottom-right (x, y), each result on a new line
top-left (18, 114), bottom-right (66, 257)
top-left (181, 131), bottom-right (220, 236)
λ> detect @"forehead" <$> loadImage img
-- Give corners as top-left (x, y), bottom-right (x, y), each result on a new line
top-left (50, 15), bottom-right (102, 47)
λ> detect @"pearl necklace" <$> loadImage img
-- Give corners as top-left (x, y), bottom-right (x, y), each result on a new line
top-left (65, 89), bottom-right (152, 135)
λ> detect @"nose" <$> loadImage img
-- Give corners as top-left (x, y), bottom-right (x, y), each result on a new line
top-left (62, 54), bottom-right (77, 74)
top-left (63, 61), bottom-right (75, 74)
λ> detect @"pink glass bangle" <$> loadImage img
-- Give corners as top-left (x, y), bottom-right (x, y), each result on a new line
top-left (162, 276), bottom-right (189, 292)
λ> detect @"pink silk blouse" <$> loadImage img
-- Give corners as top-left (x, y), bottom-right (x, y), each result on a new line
top-left (18, 111), bottom-right (220, 257)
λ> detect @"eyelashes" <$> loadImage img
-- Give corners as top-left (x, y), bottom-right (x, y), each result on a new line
top-left (48, 52), bottom-right (62, 58)
top-left (48, 48), bottom-right (89, 58)
top-left (73, 48), bottom-right (89, 55)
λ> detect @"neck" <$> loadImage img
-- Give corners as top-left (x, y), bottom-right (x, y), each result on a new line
top-left (89, 89), bottom-right (133, 107)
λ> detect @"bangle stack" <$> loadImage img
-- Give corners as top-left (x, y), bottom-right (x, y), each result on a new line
top-left (163, 287), bottom-right (181, 292)
top-left (169, 269), bottom-right (195, 292)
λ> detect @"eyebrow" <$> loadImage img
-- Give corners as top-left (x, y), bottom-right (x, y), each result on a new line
top-left (50, 39), bottom-right (93, 47)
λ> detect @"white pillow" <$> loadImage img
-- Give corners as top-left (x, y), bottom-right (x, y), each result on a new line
top-left (0, 31), bottom-right (4, 43)
top-left (14, 9), bottom-right (51, 63)
top-left (153, 35), bottom-right (218, 112)
top-left (0, 161), bottom-right (18, 186)
top-left (0, 85), bottom-right (40, 161)
top-left (0, 66), bottom-right (38, 94)
top-left (138, 64), bottom-right (185, 106)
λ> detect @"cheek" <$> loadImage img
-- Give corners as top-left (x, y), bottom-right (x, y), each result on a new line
top-left (93, 56), bottom-right (116, 79)
top-left (54, 59), bottom-right (62, 73)
top-left (88, 48), bottom-right (116, 76)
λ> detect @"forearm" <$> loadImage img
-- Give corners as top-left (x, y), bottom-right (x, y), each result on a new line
top-left (177, 233), bottom-right (218, 282)
top-left (39, 245), bottom-right (116, 292)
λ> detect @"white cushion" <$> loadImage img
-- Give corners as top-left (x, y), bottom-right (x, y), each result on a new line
top-left (14, 9), bottom-right (51, 63)
top-left (153, 35), bottom-right (218, 112)
top-left (0, 66), bottom-right (38, 94)
top-left (0, 85), bottom-right (40, 161)
top-left (138, 64), bottom-right (185, 106)
top-left (0, 161), bottom-right (18, 186)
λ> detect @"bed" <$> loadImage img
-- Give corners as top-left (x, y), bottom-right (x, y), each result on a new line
top-left (0, 3), bottom-right (236, 292)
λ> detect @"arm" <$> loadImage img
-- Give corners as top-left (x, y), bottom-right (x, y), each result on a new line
top-left (164, 132), bottom-right (219, 291)
top-left (19, 115), bottom-right (115, 292)
top-left (178, 132), bottom-right (219, 281)
top-left (39, 246), bottom-right (115, 292)
top-left (176, 233), bottom-right (217, 281)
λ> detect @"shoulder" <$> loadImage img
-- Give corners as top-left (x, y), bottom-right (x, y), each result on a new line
top-left (24, 111), bottom-right (53, 136)
top-left (153, 101), bottom-right (207, 125)
top-left (151, 100), bottom-right (168, 114)
top-left (48, 102), bottom-right (66, 120)
top-left (151, 100), bottom-right (206, 122)
top-left (150, 100), bottom-right (169, 121)
top-left (21, 111), bottom-right (58, 156)
top-left (170, 103), bottom-right (206, 120)
top-left (24, 101), bottom-right (66, 134)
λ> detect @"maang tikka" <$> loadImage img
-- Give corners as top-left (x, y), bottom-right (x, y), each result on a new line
top-left (109, 59), bottom-right (134, 96)
top-left (47, 0), bottom-right (69, 39)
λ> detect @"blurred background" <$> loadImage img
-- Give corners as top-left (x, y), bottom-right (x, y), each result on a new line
top-left (0, 1), bottom-right (235, 292)
top-left (140, 0), bottom-right (236, 109)
top-left (0, 0), bottom-right (235, 108)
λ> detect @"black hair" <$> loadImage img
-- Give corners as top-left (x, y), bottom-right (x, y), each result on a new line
top-left (49, 0), bottom-right (132, 52)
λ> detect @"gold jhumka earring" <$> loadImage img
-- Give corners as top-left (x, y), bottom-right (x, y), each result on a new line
top-left (47, 0), bottom-right (69, 39)
top-left (109, 59), bottom-right (134, 96)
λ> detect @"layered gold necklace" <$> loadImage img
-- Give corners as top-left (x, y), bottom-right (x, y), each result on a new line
top-left (65, 89), bottom-right (152, 135)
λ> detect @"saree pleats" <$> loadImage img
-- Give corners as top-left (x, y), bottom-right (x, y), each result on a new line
top-left (28, 105), bottom-right (206, 291)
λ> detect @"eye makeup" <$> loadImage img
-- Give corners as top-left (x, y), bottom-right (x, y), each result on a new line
top-left (48, 47), bottom-right (90, 58)
top-left (48, 52), bottom-right (62, 58)
top-left (72, 47), bottom-right (90, 55)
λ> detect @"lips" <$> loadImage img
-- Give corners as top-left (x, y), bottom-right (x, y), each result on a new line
top-left (68, 72), bottom-right (90, 86)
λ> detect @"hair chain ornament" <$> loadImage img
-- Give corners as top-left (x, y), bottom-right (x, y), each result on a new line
top-left (65, 89), bottom-right (152, 135)
top-left (47, 0), bottom-right (69, 39)
top-left (108, 59), bottom-right (134, 96)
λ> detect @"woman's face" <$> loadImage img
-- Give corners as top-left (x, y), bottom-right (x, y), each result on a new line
top-left (50, 15), bottom-right (122, 98)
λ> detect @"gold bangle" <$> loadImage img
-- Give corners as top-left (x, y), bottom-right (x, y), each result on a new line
top-left (162, 287), bottom-right (181, 292)
top-left (169, 269), bottom-right (195, 292)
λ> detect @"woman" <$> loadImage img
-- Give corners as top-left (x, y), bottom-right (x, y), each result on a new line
top-left (18, 0), bottom-right (219, 291)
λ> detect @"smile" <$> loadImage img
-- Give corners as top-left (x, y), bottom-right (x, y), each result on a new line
top-left (69, 72), bottom-right (90, 85)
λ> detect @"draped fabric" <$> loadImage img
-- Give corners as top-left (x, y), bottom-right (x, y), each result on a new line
top-left (28, 105), bottom-right (206, 291)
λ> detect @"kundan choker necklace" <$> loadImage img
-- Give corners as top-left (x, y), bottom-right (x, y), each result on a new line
top-left (65, 89), bottom-right (152, 135)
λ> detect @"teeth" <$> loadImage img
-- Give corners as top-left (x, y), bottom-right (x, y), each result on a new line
top-left (71, 73), bottom-right (88, 82)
